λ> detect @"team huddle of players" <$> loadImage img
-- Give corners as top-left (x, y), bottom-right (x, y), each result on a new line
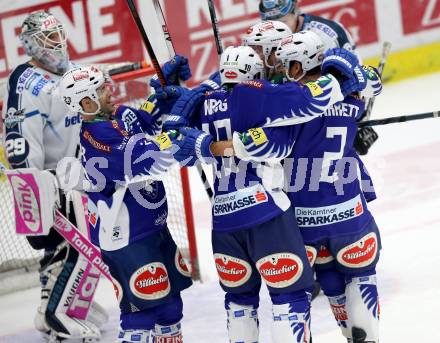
top-left (3, 1), bottom-right (383, 342)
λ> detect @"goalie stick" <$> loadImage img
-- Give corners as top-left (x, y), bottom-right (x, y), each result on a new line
top-left (358, 110), bottom-right (440, 127)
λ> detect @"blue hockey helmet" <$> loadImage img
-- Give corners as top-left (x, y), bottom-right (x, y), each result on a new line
top-left (259, 0), bottom-right (297, 20)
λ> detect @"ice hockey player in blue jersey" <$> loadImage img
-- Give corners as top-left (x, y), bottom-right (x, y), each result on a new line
top-left (167, 33), bottom-right (380, 342)
top-left (275, 37), bottom-right (383, 343)
top-left (259, 0), bottom-right (380, 156)
top-left (173, 46), bottom-right (316, 343)
top-left (59, 65), bottom-right (192, 343)
top-left (204, 33), bottom-right (381, 343)
top-left (158, 37), bottom-right (369, 343)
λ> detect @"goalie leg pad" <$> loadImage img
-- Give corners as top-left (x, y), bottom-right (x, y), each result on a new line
top-left (40, 244), bottom-right (101, 340)
top-left (86, 300), bottom-right (109, 329)
top-left (345, 271), bottom-right (380, 342)
top-left (270, 290), bottom-right (311, 343)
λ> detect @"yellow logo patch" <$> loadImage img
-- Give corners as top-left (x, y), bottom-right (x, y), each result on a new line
top-left (140, 101), bottom-right (155, 114)
top-left (155, 132), bottom-right (172, 150)
top-left (248, 128), bottom-right (268, 146)
top-left (305, 82), bottom-right (324, 97)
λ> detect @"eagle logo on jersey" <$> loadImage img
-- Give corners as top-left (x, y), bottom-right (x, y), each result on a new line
top-left (214, 254), bottom-right (252, 287)
top-left (129, 262), bottom-right (171, 300)
top-left (336, 232), bottom-right (378, 268)
top-left (256, 253), bottom-right (303, 288)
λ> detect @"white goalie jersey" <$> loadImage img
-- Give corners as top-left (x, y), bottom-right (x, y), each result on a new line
top-left (2, 62), bottom-right (80, 170)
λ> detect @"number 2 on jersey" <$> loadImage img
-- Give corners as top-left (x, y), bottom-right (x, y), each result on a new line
top-left (320, 127), bottom-right (347, 183)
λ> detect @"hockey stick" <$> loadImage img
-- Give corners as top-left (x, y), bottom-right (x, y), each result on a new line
top-left (151, 0), bottom-right (214, 202)
top-left (125, 0), bottom-right (167, 85)
top-left (207, 0), bottom-right (224, 55)
top-left (363, 42), bottom-right (392, 121)
top-left (108, 60), bottom-right (149, 76)
top-left (358, 110), bottom-right (440, 128)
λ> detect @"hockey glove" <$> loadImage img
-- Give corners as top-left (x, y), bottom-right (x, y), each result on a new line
top-left (354, 126), bottom-right (379, 155)
top-left (149, 54), bottom-right (192, 88)
top-left (153, 86), bottom-right (191, 115)
top-left (162, 114), bottom-right (189, 132)
top-left (165, 78), bottom-right (221, 131)
top-left (339, 64), bottom-right (367, 97)
top-left (322, 48), bottom-right (367, 97)
top-left (170, 127), bottom-right (214, 166)
top-left (360, 65), bottom-right (383, 98)
top-left (322, 48), bottom-right (359, 79)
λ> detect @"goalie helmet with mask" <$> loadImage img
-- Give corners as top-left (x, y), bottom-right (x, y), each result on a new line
top-left (275, 31), bottom-right (325, 82)
top-left (219, 46), bottom-right (265, 86)
top-left (242, 20), bottom-right (292, 78)
top-left (19, 10), bottom-right (69, 75)
top-left (60, 65), bottom-right (115, 119)
top-left (259, 0), bottom-right (298, 21)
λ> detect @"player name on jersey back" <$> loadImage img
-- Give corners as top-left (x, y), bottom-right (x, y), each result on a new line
top-left (324, 102), bottom-right (360, 118)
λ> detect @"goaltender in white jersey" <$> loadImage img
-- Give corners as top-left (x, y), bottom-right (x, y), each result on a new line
top-left (1, 10), bottom-right (107, 342)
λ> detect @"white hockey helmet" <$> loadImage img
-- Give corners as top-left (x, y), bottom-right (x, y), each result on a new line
top-left (275, 31), bottom-right (325, 81)
top-left (219, 46), bottom-right (265, 85)
top-left (242, 20), bottom-right (292, 67)
top-left (19, 10), bottom-right (69, 75)
top-left (59, 66), bottom-right (105, 115)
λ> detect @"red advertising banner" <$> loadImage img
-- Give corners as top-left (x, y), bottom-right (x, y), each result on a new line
top-left (0, 0), bottom-right (379, 83)
top-left (164, 0), bottom-right (379, 82)
top-left (401, 0), bottom-right (440, 34)
top-left (0, 0), bottom-right (144, 80)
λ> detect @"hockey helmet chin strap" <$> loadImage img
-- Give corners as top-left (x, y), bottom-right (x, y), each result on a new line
top-left (285, 69), bottom-right (306, 82)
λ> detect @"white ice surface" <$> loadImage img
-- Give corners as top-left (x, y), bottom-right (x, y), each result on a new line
top-left (1, 73), bottom-right (440, 342)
